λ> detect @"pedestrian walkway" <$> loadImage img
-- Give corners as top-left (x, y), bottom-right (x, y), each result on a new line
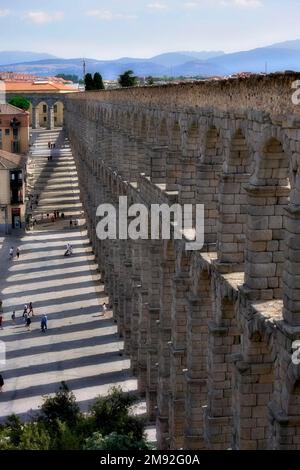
top-left (0, 128), bottom-right (139, 422)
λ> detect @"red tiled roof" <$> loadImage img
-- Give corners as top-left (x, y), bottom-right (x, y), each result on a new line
top-left (4, 81), bottom-right (78, 93)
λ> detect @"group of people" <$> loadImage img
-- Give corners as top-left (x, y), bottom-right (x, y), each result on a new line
top-left (9, 247), bottom-right (20, 260)
top-left (0, 300), bottom-right (48, 333)
top-left (48, 141), bottom-right (56, 149)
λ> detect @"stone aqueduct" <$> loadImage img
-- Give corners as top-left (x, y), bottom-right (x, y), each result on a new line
top-left (64, 74), bottom-right (300, 450)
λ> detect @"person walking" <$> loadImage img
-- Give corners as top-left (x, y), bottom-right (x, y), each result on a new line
top-left (28, 302), bottom-right (34, 316)
top-left (41, 315), bottom-right (48, 333)
top-left (0, 374), bottom-right (4, 392)
top-left (0, 314), bottom-right (3, 329)
top-left (11, 311), bottom-right (16, 324)
top-left (16, 248), bottom-right (20, 259)
top-left (23, 304), bottom-right (28, 317)
top-left (102, 302), bottom-right (107, 314)
top-left (9, 247), bottom-right (14, 260)
top-left (48, 141), bottom-right (51, 149)
top-left (26, 316), bottom-right (32, 331)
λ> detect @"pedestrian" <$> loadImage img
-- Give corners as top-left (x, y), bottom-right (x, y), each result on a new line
top-left (48, 141), bottom-right (51, 149)
top-left (16, 248), bottom-right (20, 259)
top-left (9, 247), bottom-right (14, 260)
top-left (23, 304), bottom-right (28, 317)
top-left (102, 302), bottom-right (107, 313)
top-left (0, 314), bottom-right (3, 329)
top-left (26, 316), bottom-right (32, 331)
top-left (0, 374), bottom-right (4, 392)
top-left (41, 314), bottom-right (48, 333)
top-left (70, 219), bottom-right (73, 228)
top-left (28, 302), bottom-right (34, 316)
top-left (11, 311), bottom-right (16, 324)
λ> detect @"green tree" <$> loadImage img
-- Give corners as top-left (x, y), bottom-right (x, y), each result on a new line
top-left (9, 96), bottom-right (30, 111)
top-left (118, 70), bottom-right (137, 88)
top-left (84, 73), bottom-right (94, 91)
top-left (93, 73), bottom-right (105, 90)
top-left (84, 432), bottom-right (152, 450)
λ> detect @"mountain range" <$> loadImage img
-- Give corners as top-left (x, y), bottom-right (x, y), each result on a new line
top-left (0, 41), bottom-right (299, 79)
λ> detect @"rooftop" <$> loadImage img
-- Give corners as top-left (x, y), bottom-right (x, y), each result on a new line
top-left (0, 103), bottom-right (28, 115)
top-left (4, 80), bottom-right (79, 93)
top-left (0, 149), bottom-right (27, 170)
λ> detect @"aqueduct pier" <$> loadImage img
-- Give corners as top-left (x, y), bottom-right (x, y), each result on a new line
top-left (64, 73), bottom-right (300, 450)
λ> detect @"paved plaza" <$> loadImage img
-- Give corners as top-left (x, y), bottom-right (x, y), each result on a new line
top-left (0, 129), bottom-right (138, 421)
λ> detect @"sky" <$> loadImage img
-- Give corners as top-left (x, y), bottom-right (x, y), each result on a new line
top-left (0, 0), bottom-right (299, 59)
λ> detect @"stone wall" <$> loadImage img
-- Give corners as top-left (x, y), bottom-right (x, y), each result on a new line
top-left (64, 73), bottom-right (300, 450)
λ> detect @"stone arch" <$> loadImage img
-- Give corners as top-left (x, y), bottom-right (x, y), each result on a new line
top-left (217, 128), bottom-right (252, 267)
top-left (198, 126), bottom-right (223, 245)
top-left (53, 100), bottom-right (64, 127)
top-left (252, 137), bottom-right (289, 187)
top-left (245, 136), bottom-right (290, 300)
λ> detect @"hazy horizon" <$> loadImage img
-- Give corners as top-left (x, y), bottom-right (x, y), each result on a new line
top-left (0, 0), bottom-right (299, 60)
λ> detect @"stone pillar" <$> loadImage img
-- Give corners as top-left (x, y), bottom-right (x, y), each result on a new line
top-left (47, 105), bottom-right (55, 130)
top-left (244, 184), bottom-right (289, 301)
top-left (157, 246), bottom-right (175, 450)
top-left (32, 106), bottom-right (40, 129)
top-left (169, 267), bottom-right (190, 449)
top-left (217, 173), bottom-right (249, 268)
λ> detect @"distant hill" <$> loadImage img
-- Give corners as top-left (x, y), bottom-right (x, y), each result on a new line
top-left (0, 51), bottom-right (57, 66)
top-left (0, 42), bottom-right (299, 79)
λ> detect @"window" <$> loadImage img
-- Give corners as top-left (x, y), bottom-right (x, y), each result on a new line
top-left (44, 117), bottom-right (47, 122)
top-left (54, 105), bottom-right (57, 113)
top-left (43, 105), bottom-right (47, 113)
top-left (13, 127), bottom-right (19, 138)
top-left (5, 128), bottom-right (10, 135)
top-left (11, 173), bottom-right (15, 181)
top-left (0, 129), bottom-right (2, 139)
top-left (54, 117), bottom-right (57, 122)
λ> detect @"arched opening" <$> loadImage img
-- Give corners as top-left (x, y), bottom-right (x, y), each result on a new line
top-left (217, 129), bottom-right (251, 266)
top-left (53, 101), bottom-right (64, 127)
top-left (245, 138), bottom-right (290, 300)
top-left (198, 126), bottom-right (223, 245)
top-left (37, 101), bottom-right (48, 128)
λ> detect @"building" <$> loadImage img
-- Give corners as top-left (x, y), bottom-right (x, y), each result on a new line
top-left (0, 103), bottom-right (29, 154)
top-left (0, 150), bottom-right (27, 233)
top-left (4, 78), bottom-right (79, 129)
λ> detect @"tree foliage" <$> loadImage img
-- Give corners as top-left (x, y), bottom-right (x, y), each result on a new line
top-left (9, 96), bottom-right (31, 111)
top-left (118, 70), bottom-right (138, 88)
top-left (0, 384), bottom-right (152, 450)
top-left (84, 73), bottom-right (105, 91)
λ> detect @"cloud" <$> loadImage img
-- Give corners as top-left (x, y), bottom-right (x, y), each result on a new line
top-left (183, 0), bottom-right (263, 7)
top-left (221, 0), bottom-right (263, 7)
top-left (147, 3), bottom-right (168, 10)
top-left (0, 9), bottom-right (10, 17)
top-left (24, 11), bottom-right (64, 24)
top-left (86, 10), bottom-right (137, 21)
